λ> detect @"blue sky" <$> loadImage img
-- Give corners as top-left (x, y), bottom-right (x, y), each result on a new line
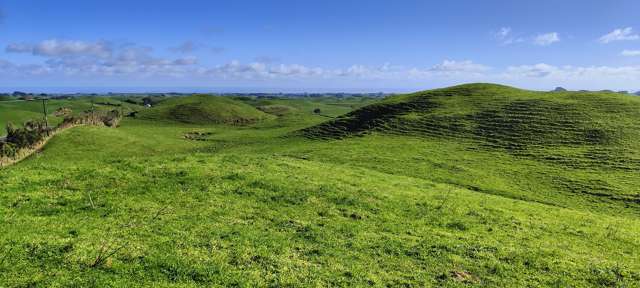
top-left (0, 0), bottom-right (639, 92)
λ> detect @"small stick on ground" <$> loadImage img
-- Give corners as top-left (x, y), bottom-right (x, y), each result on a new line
top-left (90, 241), bottom-right (128, 268)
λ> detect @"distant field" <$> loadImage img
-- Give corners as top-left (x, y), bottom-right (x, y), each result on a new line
top-left (0, 86), bottom-right (638, 287)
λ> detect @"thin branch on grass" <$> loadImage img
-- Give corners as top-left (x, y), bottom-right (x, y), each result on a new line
top-left (90, 241), bottom-right (128, 268)
top-left (150, 206), bottom-right (169, 223)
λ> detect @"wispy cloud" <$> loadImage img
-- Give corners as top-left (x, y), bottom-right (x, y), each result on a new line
top-left (621, 50), bottom-right (640, 57)
top-left (533, 32), bottom-right (560, 46)
top-left (6, 39), bottom-right (113, 58)
top-left (254, 56), bottom-right (281, 64)
top-left (494, 28), bottom-right (559, 46)
top-left (493, 27), bottom-right (525, 45)
top-left (4, 39), bottom-right (199, 77)
top-left (599, 27), bottom-right (639, 44)
top-left (496, 27), bottom-right (511, 39)
top-left (3, 38), bottom-right (640, 91)
top-left (505, 63), bottom-right (640, 82)
top-left (428, 60), bottom-right (491, 74)
top-left (169, 41), bottom-right (200, 53)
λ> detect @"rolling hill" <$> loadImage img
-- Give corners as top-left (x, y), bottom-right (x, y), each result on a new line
top-left (1, 85), bottom-right (639, 287)
top-left (300, 83), bottom-right (640, 214)
top-left (136, 95), bottom-right (274, 125)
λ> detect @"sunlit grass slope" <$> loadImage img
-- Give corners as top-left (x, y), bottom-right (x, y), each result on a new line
top-left (301, 83), bottom-right (640, 215)
top-left (136, 95), bottom-right (274, 125)
top-left (0, 86), bottom-right (638, 287)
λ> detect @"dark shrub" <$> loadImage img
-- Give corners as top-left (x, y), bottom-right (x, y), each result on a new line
top-left (0, 142), bottom-right (17, 158)
top-left (5, 120), bottom-right (50, 149)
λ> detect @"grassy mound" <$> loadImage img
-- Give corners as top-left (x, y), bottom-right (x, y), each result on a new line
top-left (301, 83), bottom-right (640, 169)
top-left (257, 104), bottom-right (299, 116)
top-left (300, 84), bottom-right (640, 212)
top-left (137, 95), bottom-right (274, 125)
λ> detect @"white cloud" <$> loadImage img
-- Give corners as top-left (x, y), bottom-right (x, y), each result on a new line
top-left (429, 60), bottom-right (491, 74)
top-left (507, 63), bottom-right (557, 77)
top-left (3, 40), bottom-right (202, 79)
top-left (7, 39), bottom-right (112, 58)
top-left (599, 27), bottom-right (639, 44)
top-left (621, 50), bottom-right (640, 57)
top-left (533, 32), bottom-right (560, 46)
top-left (172, 56), bottom-right (199, 66)
top-left (505, 63), bottom-right (640, 82)
top-left (496, 27), bottom-right (511, 39)
top-left (3, 39), bottom-right (640, 91)
top-left (493, 27), bottom-right (525, 45)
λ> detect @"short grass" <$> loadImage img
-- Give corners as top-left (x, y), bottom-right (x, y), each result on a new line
top-left (302, 83), bottom-right (640, 216)
top-left (0, 87), bottom-right (639, 287)
top-left (136, 95), bottom-right (274, 125)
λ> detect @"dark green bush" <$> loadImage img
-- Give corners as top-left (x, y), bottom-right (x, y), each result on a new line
top-left (5, 120), bottom-right (50, 150)
top-left (0, 142), bottom-right (17, 158)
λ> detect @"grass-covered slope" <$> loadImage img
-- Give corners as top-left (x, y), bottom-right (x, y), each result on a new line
top-left (300, 83), bottom-right (640, 214)
top-left (0, 121), bottom-right (638, 287)
top-left (137, 95), bottom-right (274, 125)
top-left (302, 84), bottom-right (640, 151)
top-left (1, 87), bottom-right (639, 286)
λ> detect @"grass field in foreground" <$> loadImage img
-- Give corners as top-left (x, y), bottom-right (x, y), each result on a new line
top-left (0, 85), bottom-right (639, 287)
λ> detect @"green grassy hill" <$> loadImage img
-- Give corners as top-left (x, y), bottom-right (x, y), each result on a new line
top-left (1, 85), bottom-right (639, 287)
top-left (301, 83), bottom-right (640, 215)
top-left (137, 95), bottom-right (275, 125)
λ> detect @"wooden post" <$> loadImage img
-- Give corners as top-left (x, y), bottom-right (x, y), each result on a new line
top-left (42, 98), bottom-right (49, 135)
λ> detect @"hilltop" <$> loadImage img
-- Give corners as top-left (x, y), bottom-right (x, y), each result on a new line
top-left (136, 94), bottom-right (274, 125)
top-left (301, 83), bottom-right (640, 169)
top-left (301, 83), bottom-right (640, 214)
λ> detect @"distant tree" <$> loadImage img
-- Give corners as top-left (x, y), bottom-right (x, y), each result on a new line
top-left (142, 97), bottom-right (153, 107)
top-left (552, 87), bottom-right (567, 92)
top-left (313, 108), bottom-right (321, 114)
